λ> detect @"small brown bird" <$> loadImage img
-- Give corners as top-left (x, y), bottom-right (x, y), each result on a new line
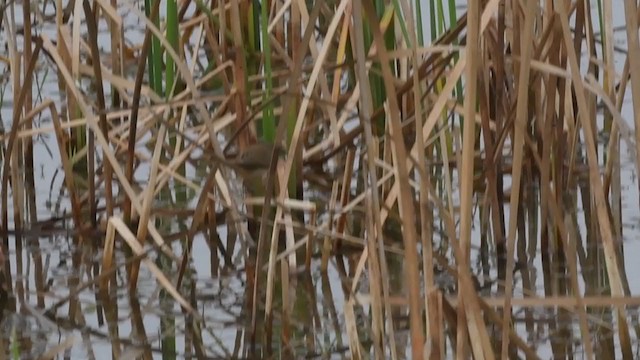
top-left (226, 141), bottom-right (285, 172)
top-left (201, 141), bottom-right (285, 183)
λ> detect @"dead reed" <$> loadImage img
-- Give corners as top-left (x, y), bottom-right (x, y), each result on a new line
top-left (0, 0), bottom-right (639, 358)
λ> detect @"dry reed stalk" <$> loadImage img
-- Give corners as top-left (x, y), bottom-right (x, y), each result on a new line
top-left (252, 0), bottom-right (322, 352)
top-left (20, 0), bottom-right (37, 230)
top-left (424, 166), bottom-right (498, 357)
top-left (501, 0), bottom-right (538, 357)
top-left (227, 0), bottom-right (249, 149)
top-left (1, 27), bottom-right (39, 234)
top-left (279, 255), bottom-right (291, 357)
top-left (558, 191), bottom-right (594, 357)
top-left (624, 0), bottom-right (640, 265)
top-left (477, 33), bottom-right (505, 286)
top-left (350, 0), bottom-right (387, 356)
top-left (84, 0), bottom-right (108, 226)
top-left (50, 101), bottom-right (85, 240)
top-left (40, 35), bottom-right (180, 263)
top-left (325, 147), bottom-right (355, 271)
top-left (558, 4), bottom-right (633, 357)
top-left (426, 289), bottom-right (444, 359)
top-left (397, 0), bottom-right (440, 349)
top-left (361, 1), bottom-right (425, 357)
top-left (458, 1), bottom-right (493, 359)
top-left (305, 209), bottom-right (316, 269)
top-left (123, 0), bottom-right (160, 224)
top-left (344, 297), bottom-right (363, 359)
top-left (2, 19), bottom-right (18, 233)
top-left (282, 171), bottom-right (297, 272)
top-left (95, 0), bottom-right (124, 218)
top-left (127, 292), bottom-right (154, 359)
top-left (101, 209), bottom-right (116, 293)
top-left (321, 183), bottom-right (339, 272)
top-left (129, 123), bottom-right (167, 290)
top-left (108, 217), bottom-right (194, 313)
top-left (123, 1), bottom-right (245, 204)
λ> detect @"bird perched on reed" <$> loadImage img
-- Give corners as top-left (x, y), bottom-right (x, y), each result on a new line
top-left (201, 141), bottom-right (286, 193)
top-left (228, 141), bottom-right (284, 172)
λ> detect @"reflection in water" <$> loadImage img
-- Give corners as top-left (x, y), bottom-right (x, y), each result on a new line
top-left (2, 0), bottom-right (640, 359)
top-left (1, 166), bottom-right (639, 358)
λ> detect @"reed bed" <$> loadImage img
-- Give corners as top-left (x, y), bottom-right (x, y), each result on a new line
top-left (0, 0), bottom-right (639, 358)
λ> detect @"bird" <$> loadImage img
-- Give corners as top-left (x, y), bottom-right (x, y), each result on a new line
top-left (227, 141), bottom-right (285, 172)
top-left (200, 141), bottom-right (286, 186)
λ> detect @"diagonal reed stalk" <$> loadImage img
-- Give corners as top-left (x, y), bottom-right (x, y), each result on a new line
top-left (2, 0), bottom-right (640, 358)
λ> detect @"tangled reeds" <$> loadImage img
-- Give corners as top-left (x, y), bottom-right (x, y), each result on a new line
top-left (0, 0), bottom-right (639, 358)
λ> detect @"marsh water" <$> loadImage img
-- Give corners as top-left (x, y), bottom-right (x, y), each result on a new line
top-left (2, 0), bottom-right (640, 359)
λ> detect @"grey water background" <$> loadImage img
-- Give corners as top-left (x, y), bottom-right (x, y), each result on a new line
top-left (1, 0), bottom-right (639, 358)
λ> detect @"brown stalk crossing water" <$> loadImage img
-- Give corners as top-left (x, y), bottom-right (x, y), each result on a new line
top-left (1, 0), bottom-right (640, 359)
